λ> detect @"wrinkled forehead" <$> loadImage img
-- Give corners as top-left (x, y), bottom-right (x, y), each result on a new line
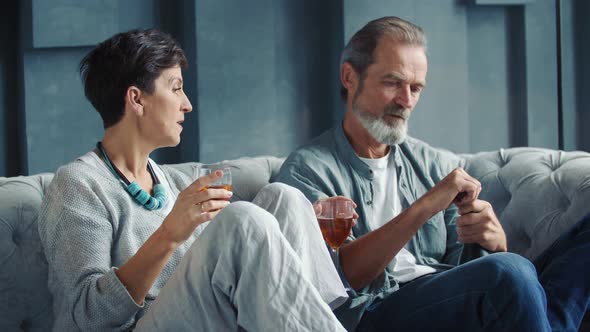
top-left (374, 36), bottom-right (426, 62)
top-left (370, 37), bottom-right (427, 80)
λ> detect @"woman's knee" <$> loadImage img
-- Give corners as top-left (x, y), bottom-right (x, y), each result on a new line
top-left (184, 202), bottom-right (280, 265)
top-left (258, 182), bottom-right (308, 203)
top-left (215, 201), bottom-right (280, 236)
top-left (255, 183), bottom-right (315, 228)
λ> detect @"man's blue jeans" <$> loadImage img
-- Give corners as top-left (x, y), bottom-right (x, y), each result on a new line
top-left (534, 213), bottom-right (590, 331)
top-left (356, 253), bottom-right (551, 331)
top-left (356, 214), bottom-right (590, 332)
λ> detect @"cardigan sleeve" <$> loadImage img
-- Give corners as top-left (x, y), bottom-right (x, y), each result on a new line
top-left (38, 167), bottom-right (143, 331)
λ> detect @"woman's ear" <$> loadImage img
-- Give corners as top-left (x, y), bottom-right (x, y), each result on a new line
top-left (125, 86), bottom-right (144, 116)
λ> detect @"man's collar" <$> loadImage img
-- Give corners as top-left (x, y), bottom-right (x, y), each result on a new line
top-left (334, 122), bottom-right (403, 180)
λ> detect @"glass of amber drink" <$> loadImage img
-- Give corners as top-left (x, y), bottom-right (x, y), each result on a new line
top-left (316, 200), bottom-right (354, 252)
top-left (196, 166), bottom-right (233, 198)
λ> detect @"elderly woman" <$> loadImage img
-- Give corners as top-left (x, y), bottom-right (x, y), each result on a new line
top-left (38, 29), bottom-right (347, 331)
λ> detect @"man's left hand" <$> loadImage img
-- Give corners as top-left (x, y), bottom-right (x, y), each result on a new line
top-left (456, 199), bottom-right (507, 252)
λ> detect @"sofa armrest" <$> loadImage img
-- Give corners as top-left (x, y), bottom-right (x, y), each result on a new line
top-left (0, 174), bottom-right (54, 330)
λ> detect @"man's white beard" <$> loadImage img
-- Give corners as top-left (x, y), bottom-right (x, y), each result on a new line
top-left (352, 103), bottom-right (410, 145)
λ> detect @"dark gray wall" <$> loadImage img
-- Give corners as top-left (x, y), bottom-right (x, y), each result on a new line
top-left (0, 2), bottom-right (21, 176)
top-left (574, 0), bottom-right (590, 152)
top-left (0, 0), bottom-right (587, 176)
top-left (194, 1), bottom-right (342, 162)
top-left (18, 0), bottom-right (162, 175)
top-left (553, 0), bottom-right (589, 152)
top-left (343, 0), bottom-right (567, 153)
top-left (3, 0), bottom-right (344, 174)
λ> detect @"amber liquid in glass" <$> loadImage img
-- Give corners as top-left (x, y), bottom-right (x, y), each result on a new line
top-left (207, 184), bottom-right (233, 191)
top-left (317, 217), bottom-right (353, 250)
top-left (200, 184), bottom-right (233, 200)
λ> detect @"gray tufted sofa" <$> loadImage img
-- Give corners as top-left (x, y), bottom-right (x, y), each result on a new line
top-left (1, 148), bottom-right (589, 331)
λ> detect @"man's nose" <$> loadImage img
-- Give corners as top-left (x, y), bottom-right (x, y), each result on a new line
top-left (394, 84), bottom-right (413, 109)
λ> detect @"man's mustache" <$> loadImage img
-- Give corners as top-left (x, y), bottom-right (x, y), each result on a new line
top-left (383, 104), bottom-right (410, 120)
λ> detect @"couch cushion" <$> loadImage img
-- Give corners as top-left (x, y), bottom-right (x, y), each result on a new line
top-left (463, 148), bottom-right (590, 260)
top-left (0, 174), bottom-right (54, 331)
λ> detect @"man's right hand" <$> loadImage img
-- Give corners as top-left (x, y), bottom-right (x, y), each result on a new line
top-left (419, 167), bottom-right (482, 216)
top-left (160, 170), bottom-right (233, 246)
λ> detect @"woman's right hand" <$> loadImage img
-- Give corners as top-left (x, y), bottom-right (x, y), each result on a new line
top-left (160, 170), bottom-right (233, 245)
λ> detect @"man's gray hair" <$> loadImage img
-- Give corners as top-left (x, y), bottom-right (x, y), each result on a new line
top-left (340, 16), bottom-right (427, 101)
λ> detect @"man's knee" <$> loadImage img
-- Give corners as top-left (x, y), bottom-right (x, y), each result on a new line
top-left (479, 253), bottom-right (544, 300)
top-left (479, 253), bottom-right (537, 281)
top-left (573, 213), bottom-right (590, 234)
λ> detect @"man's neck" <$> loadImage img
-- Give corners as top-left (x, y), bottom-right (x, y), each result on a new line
top-left (342, 109), bottom-right (390, 159)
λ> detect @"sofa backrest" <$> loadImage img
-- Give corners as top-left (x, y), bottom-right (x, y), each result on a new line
top-left (462, 147), bottom-right (590, 260)
top-left (1, 149), bottom-right (589, 330)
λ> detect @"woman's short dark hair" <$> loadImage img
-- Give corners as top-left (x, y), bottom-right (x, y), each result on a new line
top-left (80, 29), bottom-right (187, 128)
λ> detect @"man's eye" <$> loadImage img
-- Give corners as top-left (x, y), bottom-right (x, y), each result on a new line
top-left (173, 87), bottom-right (182, 92)
top-left (411, 86), bottom-right (422, 93)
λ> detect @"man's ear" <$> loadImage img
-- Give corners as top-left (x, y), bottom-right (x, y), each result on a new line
top-left (341, 62), bottom-right (359, 98)
top-left (125, 86), bottom-right (143, 116)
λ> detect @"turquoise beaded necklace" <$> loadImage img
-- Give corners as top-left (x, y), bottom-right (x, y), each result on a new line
top-left (96, 142), bottom-right (167, 210)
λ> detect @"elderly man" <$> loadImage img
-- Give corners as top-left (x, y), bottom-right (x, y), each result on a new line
top-left (278, 16), bottom-right (589, 331)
